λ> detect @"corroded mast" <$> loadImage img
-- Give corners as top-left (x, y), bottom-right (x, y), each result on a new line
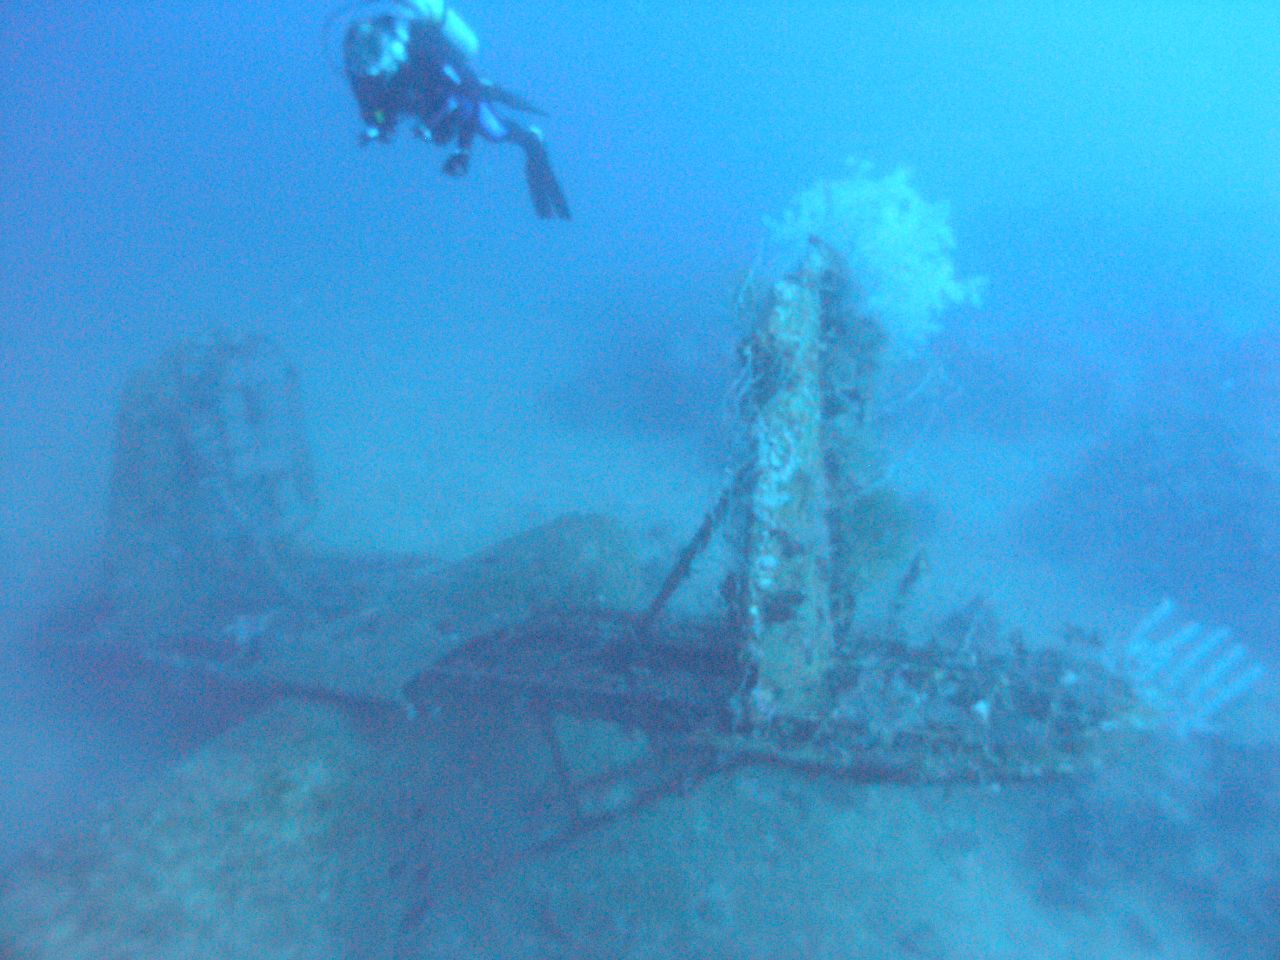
top-left (736, 238), bottom-right (889, 728)
top-left (737, 240), bottom-right (841, 722)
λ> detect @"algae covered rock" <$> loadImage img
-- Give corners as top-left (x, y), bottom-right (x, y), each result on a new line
top-left (0, 699), bottom-right (401, 960)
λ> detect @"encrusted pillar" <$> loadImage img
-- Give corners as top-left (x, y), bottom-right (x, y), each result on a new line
top-left (738, 241), bottom-right (840, 723)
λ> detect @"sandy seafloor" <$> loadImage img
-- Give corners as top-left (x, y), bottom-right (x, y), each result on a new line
top-left (2, 370), bottom-right (1277, 958)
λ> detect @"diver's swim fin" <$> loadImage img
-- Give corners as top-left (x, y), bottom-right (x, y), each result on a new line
top-left (525, 138), bottom-right (570, 219)
top-left (507, 123), bottom-right (569, 219)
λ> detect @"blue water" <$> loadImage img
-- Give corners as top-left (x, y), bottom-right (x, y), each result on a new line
top-left (2, 2), bottom-right (1278, 956)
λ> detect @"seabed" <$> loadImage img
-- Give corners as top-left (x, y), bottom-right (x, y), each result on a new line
top-left (2, 241), bottom-right (1275, 960)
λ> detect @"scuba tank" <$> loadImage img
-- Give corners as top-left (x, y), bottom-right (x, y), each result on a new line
top-left (401, 0), bottom-right (479, 60)
top-left (332, 1), bottom-right (479, 78)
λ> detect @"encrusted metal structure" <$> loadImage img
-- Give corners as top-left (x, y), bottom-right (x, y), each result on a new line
top-left (735, 241), bottom-right (840, 720)
top-left (19, 243), bottom-right (1270, 960)
top-left (393, 239), bottom-right (1139, 846)
top-left (103, 333), bottom-right (318, 642)
top-left (70, 248), bottom-right (1211, 854)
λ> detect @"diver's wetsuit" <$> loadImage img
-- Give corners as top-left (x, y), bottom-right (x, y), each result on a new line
top-left (345, 13), bottom-right (571, 219)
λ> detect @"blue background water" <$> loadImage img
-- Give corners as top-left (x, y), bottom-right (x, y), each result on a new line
top-left (4, 2), bottom-right (1279, 610)
top-left (2, 0), bottom-right (1278, 941)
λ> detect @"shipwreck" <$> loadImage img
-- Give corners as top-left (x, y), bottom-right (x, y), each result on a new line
top-left (0, 239), bottom-right (1264, 960)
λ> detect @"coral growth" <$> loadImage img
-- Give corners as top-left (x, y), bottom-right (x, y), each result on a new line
top-left (759, 160), bottom-right (984, 351)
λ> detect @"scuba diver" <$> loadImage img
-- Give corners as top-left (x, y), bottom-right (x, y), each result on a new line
top-left (341, 0), bottom-right (571, 219)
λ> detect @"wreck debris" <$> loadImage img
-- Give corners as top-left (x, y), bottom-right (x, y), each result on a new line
top-left (35, 243), bottom-right (1266, 923)
top-left (74, 246), bottom-right (1249, 807)
top-left (108, 509), bottom-right (646, 706)
top-left (1110, 598), bottom-right (1265, 735)
top-left (11, 238), bottom-right (1273, 960)
top-left (410, 263), bottom-right (1207, 830)
top-left (735, 240), bottom-right (842, 721)
top-left (103, 333), bottom-right (318, 643)
top-left (405, 603), bottom-right (1124, 831)
top-left (88, 332), bottom-right (647, 704)
top-left (635, 463), bottom-right (750, 638)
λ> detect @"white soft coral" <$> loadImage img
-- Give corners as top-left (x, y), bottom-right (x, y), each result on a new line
top-left (761, 160), bottom-right (984, 352)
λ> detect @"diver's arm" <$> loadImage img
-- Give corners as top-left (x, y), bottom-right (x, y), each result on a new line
top-left (440, 95), bottom-right (479, 176)
top-left (442, 124), bottom-right (474, 176)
